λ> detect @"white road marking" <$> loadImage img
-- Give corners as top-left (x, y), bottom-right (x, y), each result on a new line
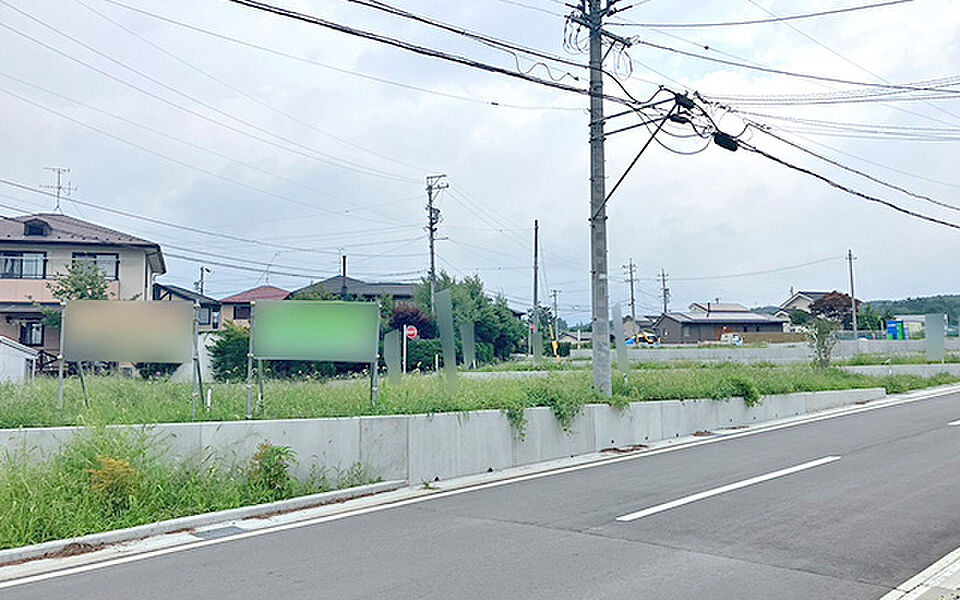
top-left (948, 420), bottom-right (960, 426)
top-left (0, 385), bottom-right (958, 590)
top-left (616, 456), bottom-right (842, 522)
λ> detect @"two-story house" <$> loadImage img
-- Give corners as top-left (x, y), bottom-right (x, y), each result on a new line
top-left (0, 213), bottom-right (165, 361)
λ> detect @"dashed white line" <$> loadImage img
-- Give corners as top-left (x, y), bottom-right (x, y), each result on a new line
top-left (616, 456), bottom-right (842, 522)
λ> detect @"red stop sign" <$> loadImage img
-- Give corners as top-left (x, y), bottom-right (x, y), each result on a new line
top-left (404, 325), bottom-right (418, 340)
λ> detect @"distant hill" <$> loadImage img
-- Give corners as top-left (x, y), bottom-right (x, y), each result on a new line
top-left (866, 295), bottom-right (960, 322)
top-left (751, 305), bottom-right (781, 315)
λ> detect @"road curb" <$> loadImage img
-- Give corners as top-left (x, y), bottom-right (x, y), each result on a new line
top-left (0, 479), bottom-right (405, 566)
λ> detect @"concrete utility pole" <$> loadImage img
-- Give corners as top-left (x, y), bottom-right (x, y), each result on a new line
top-left (532, 219), bottom-right (539, 333)
top-left (551, 289), bottom-right (560, 335)
top-left (623, 258), bottom-right (637, 321)
top-left (587, 0), bottom-right (611, 396)
top-left (425, 174), bottom-right (447, 312)
top-left (659, 269), bottom-right (670, 315)
top-left (340, 254), bottom-right (348, 299)
top-left (195, 266), bottom-right (211, 295)
top-left (41, 167), bottom-right (76, 213)
top-left (847, 249), bottom-right (858, 339)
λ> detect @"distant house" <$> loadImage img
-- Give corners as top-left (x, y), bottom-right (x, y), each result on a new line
top-left (220, 285), bottom-right (290, 325)
top-left (622, 315), bottom-right (657, 338)
top-left (777, 291), bottom-right (830, 319)
top-left (290, 276), bottom-right (414, 302)
top-left (654, 303), bottom-right (787, 344)
top-left (0, 213), bottom-right (165, 360)
top-left (153, 283), bottom-right (221, 331)
top-left (688, 302), bottom-right (750, 314)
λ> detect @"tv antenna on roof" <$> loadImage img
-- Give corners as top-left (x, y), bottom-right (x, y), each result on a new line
top-left (41, 167), bottom-right (77, 213)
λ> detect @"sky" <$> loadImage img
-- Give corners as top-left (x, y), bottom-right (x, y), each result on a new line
top-left (0, 0), bottom-right (958, 324)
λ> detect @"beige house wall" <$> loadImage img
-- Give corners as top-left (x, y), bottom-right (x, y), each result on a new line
top-left (0, 244), bottom-right (155, 303)
top-left (0, 244), bottom-right (159, 357)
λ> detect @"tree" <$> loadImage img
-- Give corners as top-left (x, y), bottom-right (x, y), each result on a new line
top-left (808, 317), bottom-right (839, 368)
top-left (410, 272), bottom-right (526, 361)
top-left (810, 291), bottom-right (860, 330)
top-left (39, 261), bottom-right (111, 328)
top-left (389, 301), bottom-right (436, 339)
top-left (210, 321), bottom-right (250, 381)
top-left (789, 310), bottom-right (811, 326)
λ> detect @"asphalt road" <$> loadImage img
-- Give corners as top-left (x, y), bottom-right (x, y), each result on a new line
top-left (6, 390), bottom-right (960, 599)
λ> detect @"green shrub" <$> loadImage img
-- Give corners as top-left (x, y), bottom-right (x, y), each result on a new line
top-left (525, 379), bottom-right (584, 432)
top-left (210, 322), bottom-right (250, 382)
top-left (246, 442), bottom-right (296, 502)
top-left (404, 339), bottom-right (444, 371)
top-left (87, 455), bottom-right (139, 512)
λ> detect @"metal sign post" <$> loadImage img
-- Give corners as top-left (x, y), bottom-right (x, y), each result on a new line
top-left (191, 302), bottom-right (200, 420)
top-left (370, 301), bottom-right (381, 407)
top-left (246, 301), bottom-right (256, 419)
top-left (57, 301), bottom-right (66, 409)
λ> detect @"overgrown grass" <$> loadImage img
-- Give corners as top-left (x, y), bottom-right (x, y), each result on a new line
top-left (0, 428), bottom-right (371, 551)
top-left (1, 365), bottom-right (957, 430)
top-left (840, 353), bottom-right (960, 366)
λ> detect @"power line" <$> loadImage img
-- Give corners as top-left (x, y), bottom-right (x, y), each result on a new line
top-left (346, 0), bottom-right (587, 76)
top-left (97, 0), bottom-right (584, 112)
top-left (72, 0), bottom-right (428, 174)
top-left (0, 71), bottom-right (416, 224)
top-left (223, 0), bottom-right (646, 107)
top-left (670, 257), bottom-right (844, 281)
top-left (0, 85), bottom-right (409, 226)
top-left (631, 38), bottom-right (960, 93)
top-left (611, 0), bottom-right (912, 28)
top-left (739, 141), bottom-right (960, 231)
top-left (0, 178), bottom-right (425, 258)
top-left (742, 0), bottom-right (960, 126)
top-left (0, 1), bottom-right (420, 184)
top-left (747, 125), bottom-right (960, 213)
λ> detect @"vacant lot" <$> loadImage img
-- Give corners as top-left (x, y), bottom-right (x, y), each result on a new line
top-left (0, 364), bottom-right (956, 429)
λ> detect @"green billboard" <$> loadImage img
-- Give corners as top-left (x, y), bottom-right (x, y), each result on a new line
top-left (250, 300), bottom-right (379, 363)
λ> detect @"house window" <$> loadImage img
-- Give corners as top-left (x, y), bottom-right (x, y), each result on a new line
top-left (0, 252), bottom-right (46, 279)
top-left (233, 305), bottom-right (251, 320)
top-left (211, 309), bottom-right (220, 330)
top-left (198, 307), bottom-right (211, 326)
top-left (755, 326), bottom-right (761, 332)
top-left (19, 322), bottom-right (43, 346)
top-left (72, 252), bottom-right (119, 280)
top-left (681, 325), bottom-right (691, 337)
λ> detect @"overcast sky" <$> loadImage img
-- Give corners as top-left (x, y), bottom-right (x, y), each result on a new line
top-left (0, 0), bottom-right (958, 323)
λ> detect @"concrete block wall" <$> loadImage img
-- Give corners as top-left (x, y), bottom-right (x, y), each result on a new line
top-left (570, 339), bottom-right (960, 364)
top-left (0, 388), bottom-right (888, 485)
top-left (841, 364), bottom-right (960, 377)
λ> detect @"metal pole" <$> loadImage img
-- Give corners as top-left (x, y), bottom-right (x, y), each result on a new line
top-left (57, 303), bottom-right (66, 409)
top-left (245, 301), bottom-right (255, 419)
top-left (257, 358), bottom-right (264, 414)
top-left (588, 0), bottom-right (611, 396)
top-left (402, 324), bottom-right (408, 374)
top-left (76, 360), bottom-right (88, 406)
top-left (371, 302), bottom-right (380, 406)
top-left (191, 302), bottom-right (200, 420)
top-left (848, 249), bottom-right (858, 340)
top-left (532, 219), bottom-right (540, 363)
top-left (625, 259), bottom-right (637, 321)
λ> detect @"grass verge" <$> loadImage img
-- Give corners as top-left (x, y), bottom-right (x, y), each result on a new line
top-left (0, 365), bottom-right (957, 429)
top-left (0, 428), bottom-right (371, 551)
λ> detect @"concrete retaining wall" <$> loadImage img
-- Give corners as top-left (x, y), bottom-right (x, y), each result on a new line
top-left (0, 388), bottom-right (886, 484)
top-left (841, 364), bottom-right (960, 377)
top-left (569, 339), bottom-right (960, 364)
